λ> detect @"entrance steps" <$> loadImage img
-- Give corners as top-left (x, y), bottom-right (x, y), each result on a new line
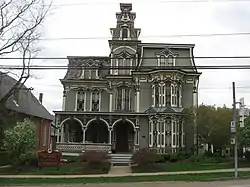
top-left (110, 153), bottom-right (132, 165)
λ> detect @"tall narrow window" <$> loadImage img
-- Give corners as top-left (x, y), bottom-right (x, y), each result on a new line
top-left (149, 120), bottom-right (153, 147)
top-left (181, 121), bottom-right (185, 147)
top-left (156, 121), bottom-right (160, 147)
top-left (171, 84), bottom-right (177, 107)
top-left (121, 29), bottom-right (128, 39)
top-left (91, 92), bottom-right (100, 111)
top-left (172, 120), bottom-right (177, 148)
top-left (155, 84), bottom-right (159, 107)
top-left (76, 91), bottom-right (85, 111)
top-left (116, 87), bottom-right (130, 111)
top-left (160, 121), bottom-right (165, 147)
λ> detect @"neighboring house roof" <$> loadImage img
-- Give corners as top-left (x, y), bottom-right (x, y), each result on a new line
top-left (0, 72), bottom-right (54, 121)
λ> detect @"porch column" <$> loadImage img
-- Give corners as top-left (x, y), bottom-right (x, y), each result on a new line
top-left (57, 129), bottom-right (60, 142)
top-left (82, 127), bottom-right (86, 143)
top-left (136, 87), bottom-right (140, 112)
top-left (109, 93), bottom-right (113, 112)
top-left (62, 90), bottom-right (66, 111)
top-left (108, 127), bottom-right (113, 143)
top-left (61, 125), bottom-right (64, 142)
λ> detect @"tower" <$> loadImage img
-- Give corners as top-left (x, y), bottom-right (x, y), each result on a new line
top-left (109, 3), bottom-right (141, 75)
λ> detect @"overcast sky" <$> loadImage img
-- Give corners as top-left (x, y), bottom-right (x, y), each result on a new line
top-left (20, 0), bottom-right (250, 113)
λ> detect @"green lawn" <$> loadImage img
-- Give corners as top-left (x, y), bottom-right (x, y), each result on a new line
top-left (131, 161), bottom-right (250, 173)
top-left (0, 171), bottom-right (250, 185)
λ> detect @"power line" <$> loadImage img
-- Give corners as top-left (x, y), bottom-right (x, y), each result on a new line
top-left (1, 56), bottom-right (250, 60)
top-left (45, 0), bottom-right (250, 7)
top-left (2, 65), bottom-right (250, 70)
top-left (33, 83), bottom-right (250, 90)
top-left (2, 32), bottom-right (250, 41)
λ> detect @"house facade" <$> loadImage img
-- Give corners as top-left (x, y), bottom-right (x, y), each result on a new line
top-left (0, 73), bottom-right (53, 150)
top-left (54, 3), bottom-right (201, 154)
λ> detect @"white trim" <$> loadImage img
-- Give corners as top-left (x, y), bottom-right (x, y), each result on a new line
top-left (113, 46), bottom-right (137, 53)
top-left (95, 69), bottom-right (99, 79)
top-left (129, 59), bottom-right (133, 75)
top-left (179, 85), bottom-right (182, 107)
top-left (152, 84), bottom-right (155, 107)
top-left (171, 84), bottom-right (178, 107)
top-left (99, 91), bottom-right (101, 111)
top-left (62, 95), bottom-right (66, 111)
top-left (110, 53), bottom-right (113, 74)
top-left (90, 92), bottom-right (93, 111)
top-left (160, 120), bottom-right (165, 147)
top-left (84, 92), bottom-right (86, 111)
top-left (86, 117), bottom-right (109, 129)
top-left (109, 93), bottom-right (113, 112)
top-left (181, 121), bottom-right (185, 147)
top-left (156, 121), bottom-right (160, 148)
top-left (136, 90), bottom-right (140, 112)
top-left (138, 43), bottom-right (195, 48)
top-left (162, 84), bottom-right (166, 107)
top-left (193, 92), bottom-right (197, 107)
top-left (149, 120), bottom-right (153, 148)
top-left (75, 91), bottom-right (78, 111)
top-left (171, 120), bottom-right (177, 148)
top-left (59, 117), bottom-right (84, 129)
top-left (112, 118), bottom-right (136, 130)
top-left (114, 59), bottom-right (119, 75)
top-left (80, 64), bottom-right (85, 78)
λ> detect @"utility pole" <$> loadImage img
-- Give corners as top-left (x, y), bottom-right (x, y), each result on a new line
top-left (232, 82), bottom-right (238, 178)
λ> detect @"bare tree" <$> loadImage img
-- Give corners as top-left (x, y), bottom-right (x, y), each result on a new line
top-left (0, 0), bottom-right (51, 104)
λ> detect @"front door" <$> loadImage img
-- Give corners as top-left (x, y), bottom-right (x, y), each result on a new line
top-left (115, 123), bottom-right (129, 153)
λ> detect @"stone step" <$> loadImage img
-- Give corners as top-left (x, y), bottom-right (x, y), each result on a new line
top-left (110, 153), bottom-right (132, 165)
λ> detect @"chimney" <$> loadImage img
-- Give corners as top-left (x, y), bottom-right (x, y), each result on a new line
top-left (39, 93), bottom-right (43, 104)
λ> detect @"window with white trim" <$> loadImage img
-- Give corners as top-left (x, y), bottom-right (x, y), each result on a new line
top-left (178, 85), bottom-right (182, 107)
top-left (160, 121), bottom-right (165, 147)
top-left (171, 84), bottom-right (178, 107)
top-left (91, 91), bottom-right (101, 111)
top-left (171, 120), bottom-right (177, 148)
top-left (152, 83), bottom-right (165, 107)
top-left (159, 55), bottom-right (166, 66)
top-left (157, 55), bottom-right (175, 67)
top-left (181, 121), bottom-right (185, 147)
top-left (116, 87), bottom-right (130, 111)
top-left (156, 121), bottom-right (160, 147)
top-left (76, 91), bottom-right (85, 111)
top-left (149, 120), bottom-right (153, 147)
top-left (176, 120), bottom-right (179, 147)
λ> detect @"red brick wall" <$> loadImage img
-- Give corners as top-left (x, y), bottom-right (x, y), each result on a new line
top-left (36, 118), bottom-right (51, 150)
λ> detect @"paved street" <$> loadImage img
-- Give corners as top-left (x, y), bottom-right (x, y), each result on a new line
top-left (6, 179), bottom-right (250, 187)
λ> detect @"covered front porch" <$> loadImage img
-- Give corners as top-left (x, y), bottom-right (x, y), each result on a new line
top-left (55, 114), bottom-right (140, 153)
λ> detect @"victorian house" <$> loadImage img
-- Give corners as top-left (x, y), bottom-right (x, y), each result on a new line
top-left (54, 3), bottom-right (201, 155)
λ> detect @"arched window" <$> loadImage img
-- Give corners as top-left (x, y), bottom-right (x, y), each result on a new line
top-left (121, 29), bottom-right (128, 39)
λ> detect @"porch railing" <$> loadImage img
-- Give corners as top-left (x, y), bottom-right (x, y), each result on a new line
top-left (56, 142), bottom-right (112, 153)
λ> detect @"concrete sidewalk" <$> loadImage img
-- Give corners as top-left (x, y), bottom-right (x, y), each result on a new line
top-left (0, 167), bottom-right (250, 178)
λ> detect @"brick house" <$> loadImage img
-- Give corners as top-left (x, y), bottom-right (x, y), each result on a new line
top-left (0, 72), bottom-right (54, 150)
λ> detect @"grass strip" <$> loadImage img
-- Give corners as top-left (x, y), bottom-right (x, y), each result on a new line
top-left (0, 171), bottom-right (250, 185)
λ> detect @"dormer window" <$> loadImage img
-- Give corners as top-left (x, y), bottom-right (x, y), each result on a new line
top-left (159, 55), bottom-right (166, 67)
top-left (156, 49), bottom-right (178, 67)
